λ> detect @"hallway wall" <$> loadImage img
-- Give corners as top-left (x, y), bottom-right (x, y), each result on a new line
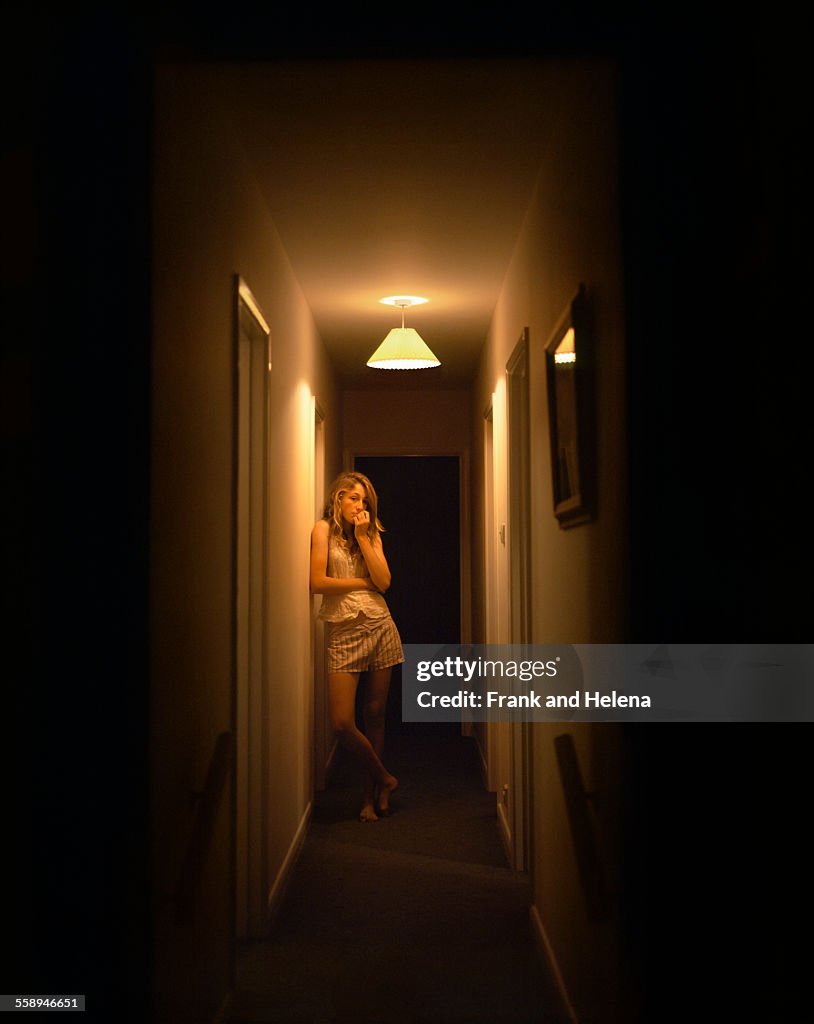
top-left (150, 65), bottom-right (340, 1023)
top-left (343, 389), bottom-right (471, 458)
top-left (471, 61), bottom-right (631, 1022)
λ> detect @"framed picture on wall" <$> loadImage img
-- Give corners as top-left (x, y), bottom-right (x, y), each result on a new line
top-left (544, 284), bottom-right (595, 528)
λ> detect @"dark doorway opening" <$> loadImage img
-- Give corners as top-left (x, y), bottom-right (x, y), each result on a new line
top-left (354, 455), bottom-right (461, 737)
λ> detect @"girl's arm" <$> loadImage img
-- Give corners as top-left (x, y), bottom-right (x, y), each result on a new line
top-left (354, 513), bottom-right (392, 592)
top-left (309, 519), bottom-right (378, 595)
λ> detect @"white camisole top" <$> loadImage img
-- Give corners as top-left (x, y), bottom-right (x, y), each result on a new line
top-left (317, 534), bottom-right (390, 623)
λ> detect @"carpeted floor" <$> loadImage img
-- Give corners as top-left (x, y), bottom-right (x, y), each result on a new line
top-left (227, 727), bottom-right (567, 1024)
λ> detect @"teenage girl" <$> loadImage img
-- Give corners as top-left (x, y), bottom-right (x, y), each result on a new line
top-left (310, 471), bottom-right (402, 822)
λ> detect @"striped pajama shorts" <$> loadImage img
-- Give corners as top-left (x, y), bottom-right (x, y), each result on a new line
top-left (325, 612), bottom-right (404, 673)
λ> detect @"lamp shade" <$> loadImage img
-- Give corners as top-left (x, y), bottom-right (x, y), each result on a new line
top-left (366, 327), bottom-right (441, 369)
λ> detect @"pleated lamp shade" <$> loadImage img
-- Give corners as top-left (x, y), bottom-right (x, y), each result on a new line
top-left (366, 327), bottom-right (441, 369)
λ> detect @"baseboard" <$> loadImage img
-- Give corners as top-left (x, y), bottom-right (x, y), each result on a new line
top-left (218, 803), bottom-right (312, 1020)
top-left (529, 903), bottom-right (579, 1024)
top-left (475, 734), bottom-right (489, 787)
top-left (324, 737), bottom-right (339, 783)
top-left (265, 799), bottom-right (312, 929)
top-left (497, 796), bottom-right (513, 866)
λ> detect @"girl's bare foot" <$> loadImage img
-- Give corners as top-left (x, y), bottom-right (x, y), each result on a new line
top-left (359, 801), bottom-right (378, 823)
top-left (377, 774), bottom-right (399, 816)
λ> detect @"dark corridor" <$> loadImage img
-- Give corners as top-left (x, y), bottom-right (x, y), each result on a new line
top-left (224, 456), bottom-right (549, 1023)
top-left (229, 730), bottom-right (563, 1024)
top-left (353, 456), bottom-right (460, 649)
top-left (354, 455), bottom-right (461, 740)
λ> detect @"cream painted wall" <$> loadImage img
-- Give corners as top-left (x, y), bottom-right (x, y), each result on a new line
top-left (471, 61), bottom-right (632, 1022)
top-left (342, 389), bottom-right (471, 457)
top-left (150, 65), bottom-right (339, 1023)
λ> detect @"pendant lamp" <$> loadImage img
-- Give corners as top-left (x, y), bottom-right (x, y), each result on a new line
top-left (367, 296), bottom-right (441, 369)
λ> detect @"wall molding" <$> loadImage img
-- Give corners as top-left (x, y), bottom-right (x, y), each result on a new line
top-left (266, 800), bottom-right (312, 928)
top-left (474, 730), bottom-right (489, 788)
top-left (497, 797), bottom-right (513, 867)
top-left (529, 903), bottom-right (580, 1024)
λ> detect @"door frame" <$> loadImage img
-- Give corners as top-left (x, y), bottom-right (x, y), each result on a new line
top-left (506, 328), bottom-right (533, 871)
top-left (311, 398), bottom-right (331, 791)
top-left (232, 276), bottom-right (271, 940)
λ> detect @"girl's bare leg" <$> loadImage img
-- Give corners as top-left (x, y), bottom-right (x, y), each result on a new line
top-left (328, 671), bottom-right (398, 821)
top-left (363, 668), bottom-right (398, 815)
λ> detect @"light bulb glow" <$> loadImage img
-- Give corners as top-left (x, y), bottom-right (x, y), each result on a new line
top-left (378, 295), bottom-right (429, 307)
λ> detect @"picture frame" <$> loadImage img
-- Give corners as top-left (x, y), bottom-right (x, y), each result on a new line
top-left (544, 284), bottom-right (595, 528)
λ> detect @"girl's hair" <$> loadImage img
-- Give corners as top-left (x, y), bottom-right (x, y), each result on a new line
top-left (322, 471), bottom-right (384, 550)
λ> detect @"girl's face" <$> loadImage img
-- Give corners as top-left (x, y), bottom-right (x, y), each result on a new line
top-left (338, 484), bottom-right (368, 526)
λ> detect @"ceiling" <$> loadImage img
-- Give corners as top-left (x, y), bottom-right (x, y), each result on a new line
top-left (213, 58), bottom-right (557, 389)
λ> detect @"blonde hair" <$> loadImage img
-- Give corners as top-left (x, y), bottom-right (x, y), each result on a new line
top-left (323, 471), bottom-right (385, 551)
